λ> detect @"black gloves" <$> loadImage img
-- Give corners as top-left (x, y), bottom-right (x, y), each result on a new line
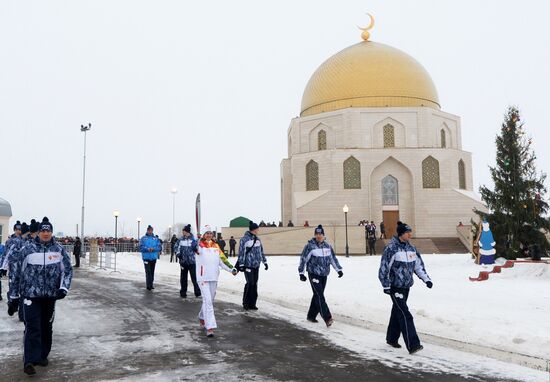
top-left (426, 281), bottom-right (433, 289)
top-left (299, 274), bottom-right (307, 282)
top-left (264, 263), bottom-right (268, 271)
top-left (383, 288), bottom-right (391, 295)
top-left (0, 269), bottom-right (7, 277)
top-left (235, 261), bottom-right (245, 272)
top-left (56, 289), bottom-right (68, 300)
top-left (338, 271), bottom-right (343, 278)
top-left (7, 298), bottom-right (19, 316)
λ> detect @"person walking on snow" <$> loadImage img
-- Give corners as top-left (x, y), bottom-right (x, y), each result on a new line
top-left (378, 221), bottom-right (432, 354)
top-left (195, 225), bottom-right (237, 337)
top-left (298, 225), bottom-right (343, 327)
top-left (8, 217), bottom-right (73, 376)
top-left (237, 221), bottom-right (268, 311)
top-left (175, 224), bottom-right (201, 298)
top-left (139, 225), bottom-right (162, 290)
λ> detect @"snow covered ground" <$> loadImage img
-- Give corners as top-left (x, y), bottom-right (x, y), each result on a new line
top-left (111, 252), bottom-right (550, 380)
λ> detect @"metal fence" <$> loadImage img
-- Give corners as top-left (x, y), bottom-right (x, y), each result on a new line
top-left (62, 242), bottom-right (175, 272)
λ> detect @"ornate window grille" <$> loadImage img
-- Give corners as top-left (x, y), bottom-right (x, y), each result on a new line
top-left (343, 156), bottom-right (361, 189)
top-left (318, 130), bottom-right (327, 151)
top-left (384, 124), bottom-right (395, 148)
top-left (382, 175), bottom-right (399, 205)
top-left (422, 156), bottom-right (440, 188)
top-left (306, 160), bottom-right (319, 191)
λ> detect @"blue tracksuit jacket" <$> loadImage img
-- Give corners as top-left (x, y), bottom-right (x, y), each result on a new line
top-left (175, 234), bottom-right (197, 265)
top-left (140, 234), bottom-right (162, 261)
top-left (238, 231), bottom-right (267, 268)
top-left (378, 236), bottom-right (431, 290)
top-left (298, 238), bottom-right (342, 277)
top-left (9, 236), bottom-right (73, 299)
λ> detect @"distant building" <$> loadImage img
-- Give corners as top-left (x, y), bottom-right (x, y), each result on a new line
top-left (0, 197), bottom-right (13, 243)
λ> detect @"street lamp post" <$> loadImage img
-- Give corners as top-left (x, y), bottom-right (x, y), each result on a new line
top-left (113, 210), bottom-right (120, 273)
top-left (170, 187), bottom-right (178, 228)
top-left (113, 210), bottom-right (120, 252)
top-left (80, 123), bottom-right (91, 241)
top-left (343, 204), bottom-right (349, 258)
top-left (137, 217), bottom-right (142, 240)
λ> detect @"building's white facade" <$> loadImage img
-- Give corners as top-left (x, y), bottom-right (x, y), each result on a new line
top-left (280, 39), bottom-right (485, 238)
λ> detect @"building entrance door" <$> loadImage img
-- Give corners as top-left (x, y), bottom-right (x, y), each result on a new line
top-left (383, 210), bottom-right (400, 238)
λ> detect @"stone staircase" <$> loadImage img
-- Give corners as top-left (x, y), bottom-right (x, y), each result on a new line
top-left (374, 237), bottom-right (468, 254)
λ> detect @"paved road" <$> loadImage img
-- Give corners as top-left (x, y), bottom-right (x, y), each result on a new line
top-left (0, 270), bottom-right (511, 381)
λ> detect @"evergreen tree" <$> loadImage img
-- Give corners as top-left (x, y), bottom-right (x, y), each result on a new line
top-left (475, 106), bottom-right (549, 259)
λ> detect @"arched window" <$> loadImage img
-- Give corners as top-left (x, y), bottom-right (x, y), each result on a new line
top-left (422, 156), bottom-right (440, 188)
top-left (383, 124), bottom-right (395, 148)
top-left (440, 129), bottom-right (446, 148)
top-left (306, 160), bottom-right (319, 191)
top-left (382, 175), bottom-right (399, 205)
top-left (343, 156), bottom-right (361, 189)
top-left (458, 159), bottom-right (466, 189)
top-left (318, 130), bottom-right (327, 151)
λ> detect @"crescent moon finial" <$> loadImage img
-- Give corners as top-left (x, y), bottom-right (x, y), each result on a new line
top-left (357, 13), bottom-right (375, 41)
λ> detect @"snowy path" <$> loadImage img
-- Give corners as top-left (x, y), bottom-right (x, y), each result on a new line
top-left (0, 269), bottom-right (524, 382)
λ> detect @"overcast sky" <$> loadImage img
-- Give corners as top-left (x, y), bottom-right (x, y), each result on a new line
top-left (1, 0), bottom-right (548, 237)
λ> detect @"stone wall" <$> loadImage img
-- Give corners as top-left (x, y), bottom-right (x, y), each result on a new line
top-left (222, 226), bottom-right (373, 256)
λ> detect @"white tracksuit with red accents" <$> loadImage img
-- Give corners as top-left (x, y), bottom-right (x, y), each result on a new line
top-left (195, 240), bottom-right (234, 330)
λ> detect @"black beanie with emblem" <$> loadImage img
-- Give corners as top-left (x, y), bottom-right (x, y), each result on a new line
top-left (39, 217), bottom-right (53, 232)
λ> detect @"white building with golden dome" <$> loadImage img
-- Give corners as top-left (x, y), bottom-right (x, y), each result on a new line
top-left (280, 31), bottom-right (485, 238)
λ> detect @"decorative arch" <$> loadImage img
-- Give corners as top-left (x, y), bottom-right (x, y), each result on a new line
top-left (373, 117), bottom-right (405, 148)
top-left (308, 122), bottom-right (333, 152)
top-left (306, 160), bottom-right (319, 191)
top-left (440, 129), bottom-right (447, 148)
top-left (422, 156), bottom-right (440, 188)
top-left (382, 175), bottom-right (399, 205)
top-left (343, 156), bottom-right (361, 189)
top-left (318, 130), bottom-right (327, 150)
top-left (369, 156), bottom-right (415, 235)
top-left (458, 159), bottom-right (466, 189)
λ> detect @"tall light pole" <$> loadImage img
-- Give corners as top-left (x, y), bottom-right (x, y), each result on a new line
top-left (80, 123), bottom-right (91, 240)
top-left (113, 210), bottom-right (120, 252)
top-left (343, 204), bottom-right (349, 258)
top-left (170, 187), bottom-right (178, 228)
top-left (113, 210), bottom-right (121, 274)
top-left (137, 217), bottom-right (142, 240)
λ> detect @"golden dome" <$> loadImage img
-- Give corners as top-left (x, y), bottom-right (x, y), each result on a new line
top-left (300, 41), bottom-right (440, 117)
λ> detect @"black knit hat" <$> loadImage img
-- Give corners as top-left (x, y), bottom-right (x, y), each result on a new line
top-left (39, 217), bottom-right (53, 232)
top-left (314, 225), bottom-right (324, 235)
top-left (249, 221), bottom-right (259, 231)
top-left (13, 220), bottom-right (22, 231)
top-left (183, 224), bottom-right (192, 233)
top-left (21, 222), bottom-right (29, 235)
top-left (397, 221), bottom-right (412, 236)
top-left (29, 219), bottom-right (39, 233)
top-left (147, 225), bottom-right (153, 231)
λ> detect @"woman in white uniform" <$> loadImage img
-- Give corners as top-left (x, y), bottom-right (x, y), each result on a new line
top-left (195, 225), bottom-right (237, 337)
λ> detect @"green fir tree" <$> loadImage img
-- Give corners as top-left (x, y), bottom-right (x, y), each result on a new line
top-left (475, 106), bottom-right (549, 259)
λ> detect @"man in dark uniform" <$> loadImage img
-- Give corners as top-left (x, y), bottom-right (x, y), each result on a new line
top-left (8, 217), bottom-right (73, 375)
